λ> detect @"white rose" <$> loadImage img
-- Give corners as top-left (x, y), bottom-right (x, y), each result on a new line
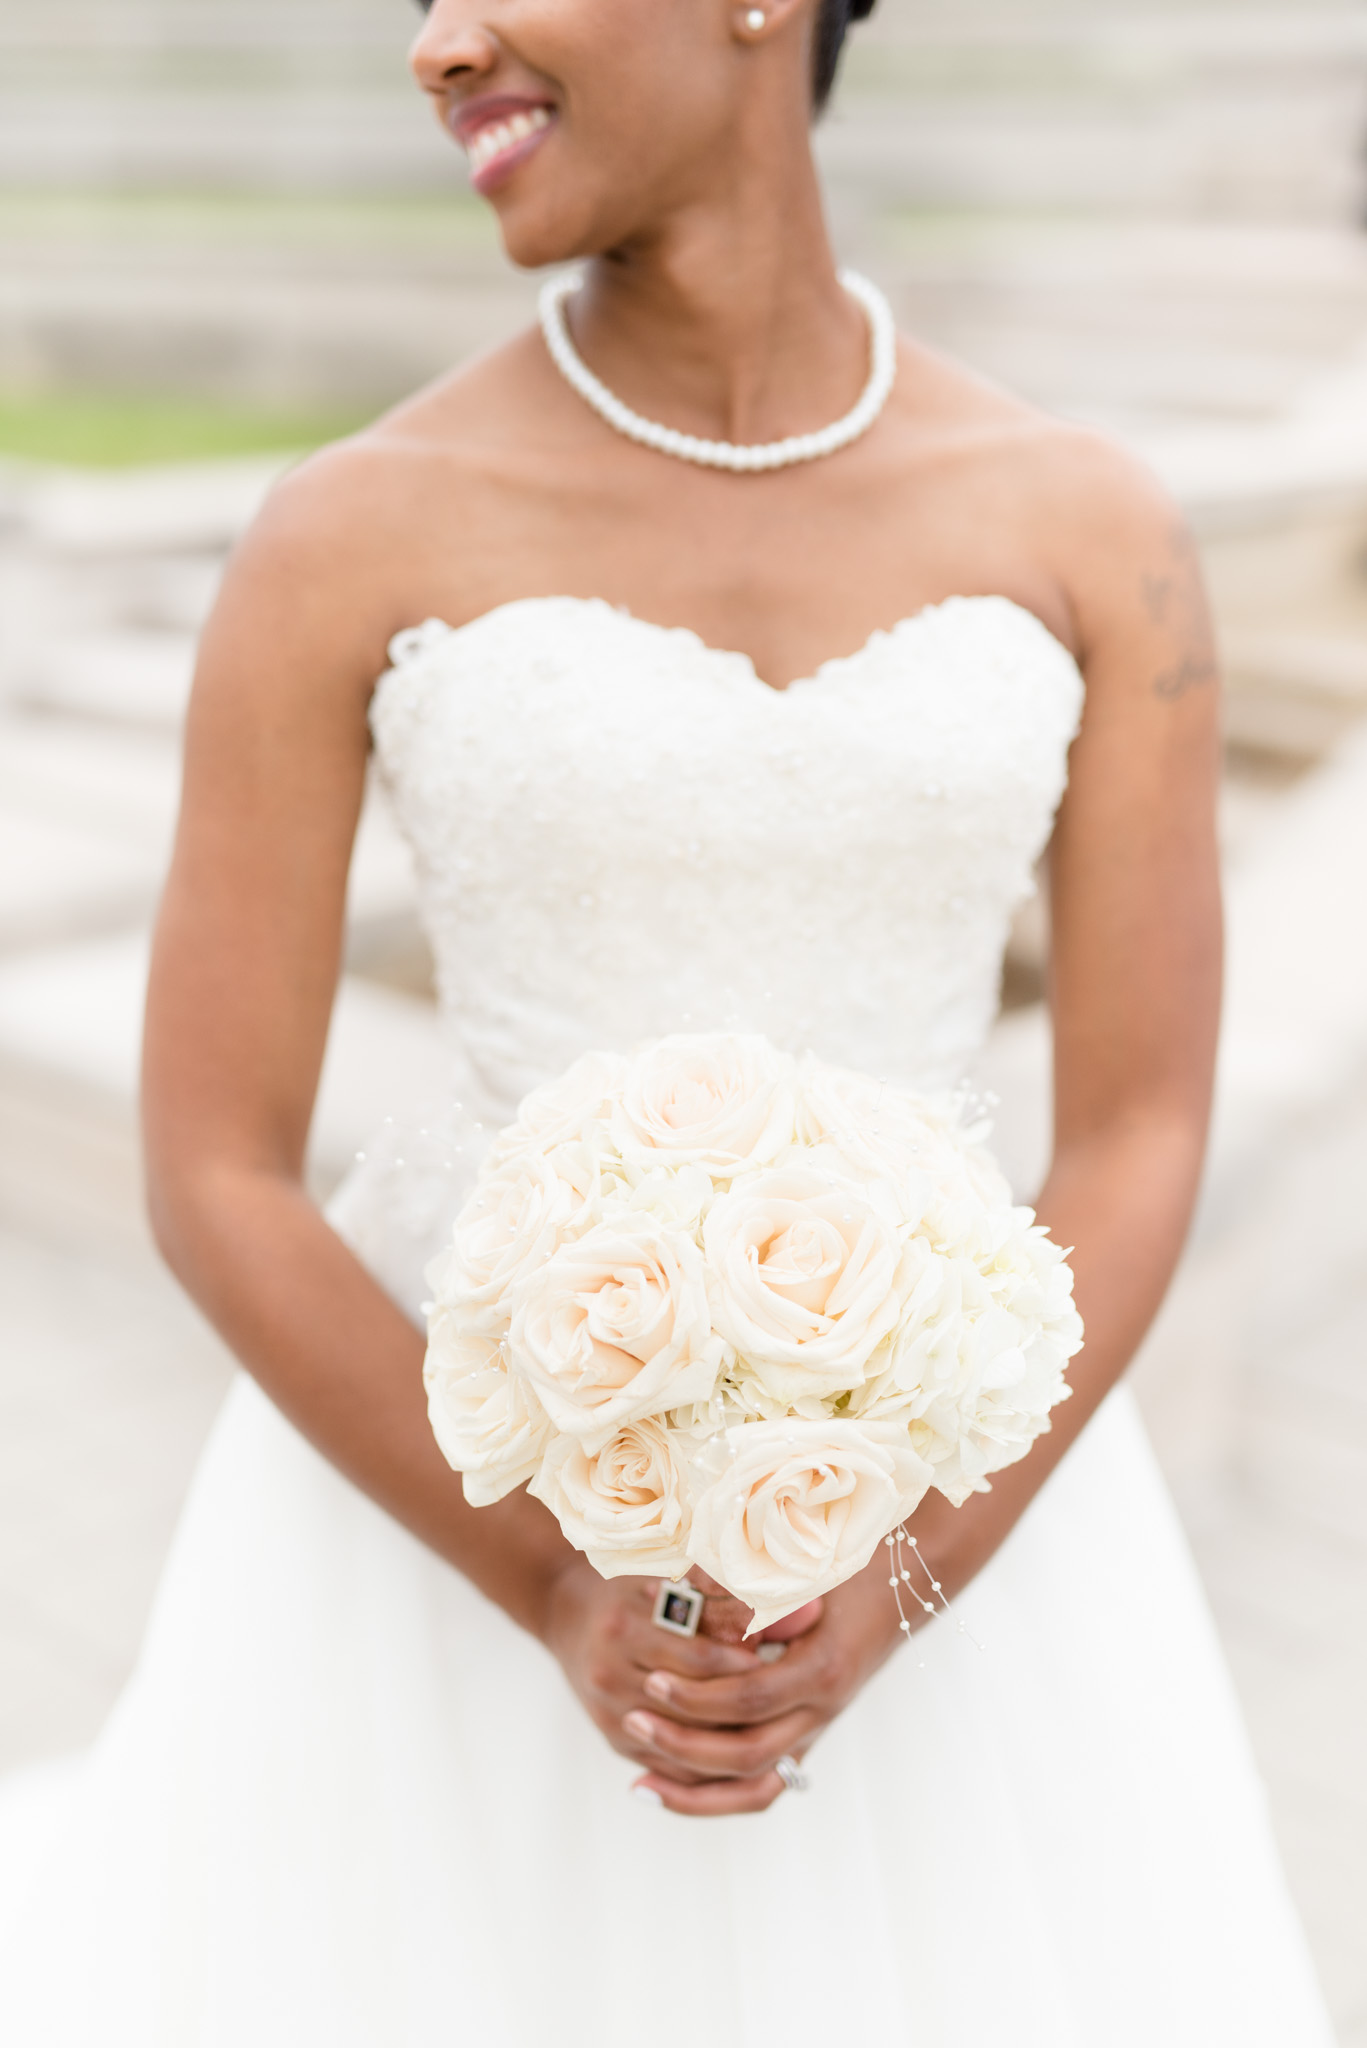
top-left (437, 1151), bottom-right (584, 1330)
top-left (611, 1033), bottom-right (796, 1181)
top-left (945, 1227), bottom-right (1081, 1495)
top-left (853, 1234), bottom-right (1080, 1504)
top-left (423, 1306), bottom-right (552, 1506)
top-left (703, 1164), bottom-right (906, 1402)
top-left (530, 1416), bottom-right (692, 1580)
top-left (508, 1218), bottom-right (722, 1449)
top-left (923, 1310), bottom-right (1051, 1504)
top-left (601, 1162), bottom-right (715, 1235)
top-left (858, 1275), bottom-right (1005, 1500)
top-left (847, 1240), bottom-right (973, 1406)
top-left (797, 1059), bottom-right (1013, 1218)
top-left (686, 1418), bottom-right (933, 1632)
top-left (484, 1049), bottom-right (630, 1170)
top-left (796, 1059), bottom-right (924, 1186)
top-left (977, 1209), bottom-right (1079, 1323)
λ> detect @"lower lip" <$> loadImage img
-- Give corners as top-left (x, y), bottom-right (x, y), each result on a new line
top-left (465, 118), bottom-right (555, 196)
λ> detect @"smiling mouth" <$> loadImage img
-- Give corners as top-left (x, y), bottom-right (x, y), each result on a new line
top-left (461, 105), bottom-right (554, 184)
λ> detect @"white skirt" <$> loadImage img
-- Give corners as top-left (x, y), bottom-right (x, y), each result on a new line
top-left (0, 1365), bottom-right (1336, 2047)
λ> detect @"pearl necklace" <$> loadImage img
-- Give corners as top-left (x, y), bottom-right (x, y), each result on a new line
top-left (537, 270), bottom-right (897, 473)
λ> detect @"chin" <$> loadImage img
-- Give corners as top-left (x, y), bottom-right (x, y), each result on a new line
top-left (494, 205), bottom-right (593, 273)
top-left (487, 182), bottom-right (640, 274)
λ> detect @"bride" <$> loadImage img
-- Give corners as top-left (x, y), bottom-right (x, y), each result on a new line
top-left (0, 1), bottom-right (1338, 2041)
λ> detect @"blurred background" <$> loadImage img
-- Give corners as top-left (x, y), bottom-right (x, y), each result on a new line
top-left (1, 1), bottom-right (1364, 2034)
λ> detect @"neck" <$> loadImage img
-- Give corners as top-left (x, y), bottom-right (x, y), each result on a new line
top-left (569, 131), bottom-right (865, 446)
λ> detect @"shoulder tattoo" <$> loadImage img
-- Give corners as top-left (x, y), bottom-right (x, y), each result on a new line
top-left (1139, 523), bottom-right (1218, 702)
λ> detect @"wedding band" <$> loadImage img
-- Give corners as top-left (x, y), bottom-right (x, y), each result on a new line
top-left (775, 1754), bottom-right (809, 1794)
top-left (651, 1579), bottom-right (705, 1637)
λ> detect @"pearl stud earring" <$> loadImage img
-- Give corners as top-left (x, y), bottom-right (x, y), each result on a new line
top-left (745, 8), bottom-right (765, 28)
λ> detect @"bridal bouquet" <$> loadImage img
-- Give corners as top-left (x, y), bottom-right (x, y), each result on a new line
top-left (423, 1034), bottom-right (1082, 1632)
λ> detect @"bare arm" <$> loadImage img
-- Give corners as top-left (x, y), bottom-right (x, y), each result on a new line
top-left (628, 450), bottom-right (1224, 1812)
top-left (143, 453), bottom-right (761, 1736)
top-left (143, 459), bottom-right (556, 1630)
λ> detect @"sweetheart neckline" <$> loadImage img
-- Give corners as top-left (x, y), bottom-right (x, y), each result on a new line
top-left (381, 591), bottom-right (1081, 698)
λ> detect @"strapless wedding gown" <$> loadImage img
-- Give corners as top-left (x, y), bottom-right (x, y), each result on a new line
top-left (0, 596), bottom-right (1335, 2045)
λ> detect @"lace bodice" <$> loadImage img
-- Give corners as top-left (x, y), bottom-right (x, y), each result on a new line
top-left (336, 594), bottom-right (1082, 1312)
top-left (372, 594), bottom-right (1081, 1104)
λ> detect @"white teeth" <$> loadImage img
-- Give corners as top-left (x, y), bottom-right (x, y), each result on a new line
top-left (466, 107), bottom-right (552, 174)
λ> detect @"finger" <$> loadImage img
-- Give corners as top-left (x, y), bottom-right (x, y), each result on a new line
top-left (622, 1706), bottom-right (816, 1781)
top-left (601, 1717), bottom-right (716, 1788)
top-left (630, 1576), bottom-right (777, 1669)
top-left (625, 1619), bottom-right (759, 1683)
top-left (639, 1633), bottom-right (830, 1726)
top-left (618, 1748), bottom-right (716, 1788)
top-left (631, 1768), bottom-right (793, 1818)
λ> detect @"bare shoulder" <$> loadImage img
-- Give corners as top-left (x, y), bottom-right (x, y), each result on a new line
top-left (204, 331), bottom-right (551, 695)
top-left (238, 333), bottom-right (546, 573)
top-left (892, 338), bottom-right (1206, 692)
top-left (985, 400), bottom-right (1216, 719)
top-left (1020, 418), bottom-right (1214, 701)
top-left (897, 336), bottom-right (1184, 558)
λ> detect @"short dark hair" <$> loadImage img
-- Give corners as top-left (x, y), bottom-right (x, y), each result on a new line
top-left (813, 0), bottom-right (877, 112)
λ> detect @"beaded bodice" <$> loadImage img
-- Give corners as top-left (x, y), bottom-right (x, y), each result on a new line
top-left (371, 594), bottom-right (1081, 1108)
top-left (334, 594), bottom-right (1082, 1314)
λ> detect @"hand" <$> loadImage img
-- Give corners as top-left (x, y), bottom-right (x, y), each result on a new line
top-left (624, 1547), bottom-right (908, 1816)
top-left (542, 1557), bottom-right (766, 1787)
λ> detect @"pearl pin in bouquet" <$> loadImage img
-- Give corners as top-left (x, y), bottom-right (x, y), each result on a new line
top-left (423, 1034), bottom-right (1082, 1635)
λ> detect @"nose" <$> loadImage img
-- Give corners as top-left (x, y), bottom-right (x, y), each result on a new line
top-left (409, 1), bottom-right (499, 94)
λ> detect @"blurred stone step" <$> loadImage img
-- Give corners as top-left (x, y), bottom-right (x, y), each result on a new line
top-left (0, 1052), bottom-right (147, 1263)
top-left (821, 77), bottom-right (1366, 225)
top-left (0, 715), bottom-right (181, 844)
top-left (8, 630), bottom-right (197, 728)
top-left (1223, 629), bottom-right (1367, 759)
top-left (0, 810), bottom-right (161, 952)
top-left (5, 454), bottom-right (288, 557)
top-left (1217, 720), bottom-right (1367, 1145)
top-left (0, 263), bottom-right (537, 414)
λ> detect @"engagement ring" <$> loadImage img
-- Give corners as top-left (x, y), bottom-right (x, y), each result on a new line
top-left (775, 1754), bottom-right (809, 1794)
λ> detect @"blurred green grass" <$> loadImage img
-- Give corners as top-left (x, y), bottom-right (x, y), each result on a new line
top-left (0, 189), bottom-right (497, 253)
top-left (0, 390), bottom-right (370, 468)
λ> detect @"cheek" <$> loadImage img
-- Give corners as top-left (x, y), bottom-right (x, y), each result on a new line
top-left (491, 5), bottom-right (741, 246)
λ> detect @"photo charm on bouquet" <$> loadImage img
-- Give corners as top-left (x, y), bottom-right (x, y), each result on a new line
top-left (423, 1032), bottom-right (1084, 1637)
top-left (652, 1580), bottom-right (706, 1637)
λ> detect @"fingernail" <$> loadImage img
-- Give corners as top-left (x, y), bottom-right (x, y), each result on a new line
top-left (642, 1671), bottom-right (673, 1703)
top-left (631, 1783), bottom-right (663, 1808)
top-left (623, 1710), bottom-right (655, 1742)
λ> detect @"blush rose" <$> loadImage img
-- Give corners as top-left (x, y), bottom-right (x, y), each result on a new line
top-left (507, 1218), bottom-right (722, 1449)
top-left (703, 1164), bottom-right (906, 1402)
top-left (531, 1416), bottom-right (692, 1580)
top-left (611, 1032), bottom-right (796, 1181)
top-left (686, 1418), bottom-right (934, 1632)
